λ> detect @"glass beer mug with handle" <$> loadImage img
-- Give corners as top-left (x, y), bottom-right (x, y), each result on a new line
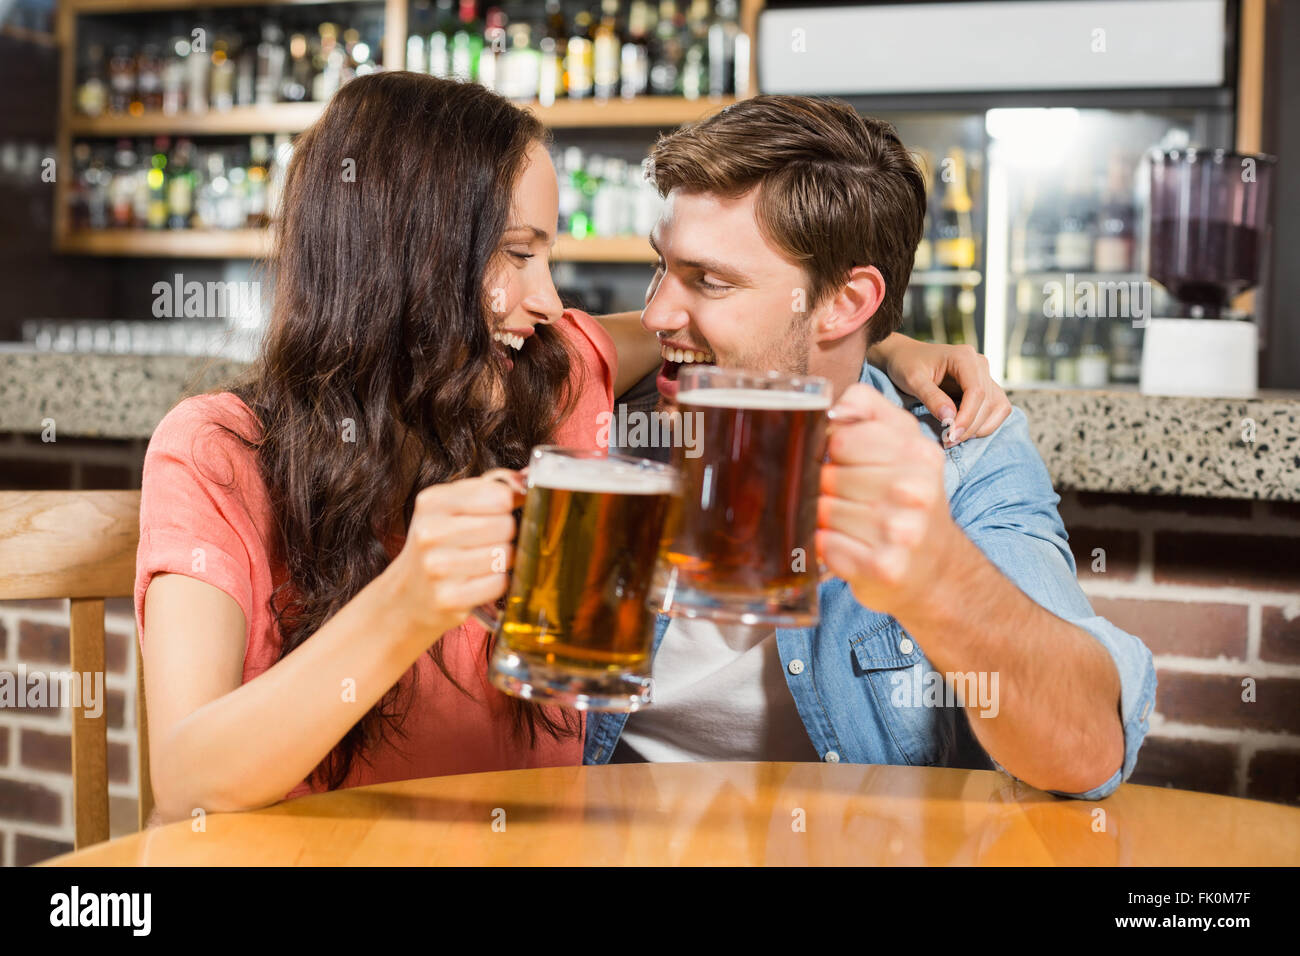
top-left (649, 367), bottom-right (834, 627)
top-left (474, 446), bottom-right (680, 712)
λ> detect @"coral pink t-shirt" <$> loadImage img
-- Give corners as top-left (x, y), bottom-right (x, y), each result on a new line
top-left (134, 309), bottom-right (618, 801)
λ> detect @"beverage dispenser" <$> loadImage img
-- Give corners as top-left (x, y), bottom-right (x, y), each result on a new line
top-left (1139, 147), bottom-right (1276, 397)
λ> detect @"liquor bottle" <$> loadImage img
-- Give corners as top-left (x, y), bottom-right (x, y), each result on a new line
top-left (1094, 153), bottom-right (1136, 273)
top-left (209, 32), bottom-right (236, 110)
top-left (146, 137), bottom-right (170, 230)
top-left (1054, 164), bottom-right (1097, 272)
top-left (680, 0), bottom-right (709, 100)
top-left (161, 36), bottom-right (187, 114)
top-left (186, 32), bottom-right (208, 112)
top-left (708, 0), bottom-right (740, 97)
top-left (478, 8), bottom-right (507, 91)
top-left (257, 22), bottom-right (287, 105)
top-left (621, 0), bottom-right (652, 99)
top-left (235, 28), bottom-right (257, 105)
top-left (245, 134), bottom-right (270, 227)
top-left (649, 0), bottom-right (683, 95)
top-left (593, 0), bottom-right (622, 101)
top-left (282, 33), bottom-right (311, 101)
top-left (1005, 280), bottom-right (1048, 382)
top-left (312, 23), bottom-right (345, 101)
top-left (566, 10), bottom-right (596, 99)
top-left (950, 286), bottom-right (978, 347)
top-left (1008, 181), bottom-right (1035, 274)
top-left (503, 23), bottom-right (540, 101)
top-left (556, 146), bottom-right (584, 234)
top-left (408, 0), bottom-right (431, 73)
top-left (167, 138), bottom-right (194, 229)
top-left (427, 0), bottom-right (456, 77)
top-left (934, 147), bottom-right (976, 270)
top-left (136, 41), bottom-right (164, 113)
top-left (76, 44), bottom-right (108, 117)
top-left (451, 0), bottom-right (484, 83)
top-left (732, 13), bottom-right (750, 97)
top-left (110, 139), bottom-right (136, 227)
top-left (1076, 317), bottom-right (1110, 386)
top-left (1108, 319), bottom-right (1141, 383)
top-left (108, 42), bottom-right (135, 115)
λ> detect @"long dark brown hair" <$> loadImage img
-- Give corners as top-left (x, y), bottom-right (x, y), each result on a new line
top-left (214, 73), bottom-right (584, 789)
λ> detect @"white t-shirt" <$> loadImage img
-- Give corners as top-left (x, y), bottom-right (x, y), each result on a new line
top-left (618, 616), bottom-right (823, 762)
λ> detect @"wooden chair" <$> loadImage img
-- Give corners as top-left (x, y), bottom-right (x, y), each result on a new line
top-left (0, 490), bottom-right (153, 849)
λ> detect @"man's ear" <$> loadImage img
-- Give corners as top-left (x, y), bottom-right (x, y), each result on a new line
top-left (812, 265), bottom-right (886, 345)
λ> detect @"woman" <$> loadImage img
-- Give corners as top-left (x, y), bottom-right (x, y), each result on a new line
top-left (135, 72), bottom-right (1009, 821)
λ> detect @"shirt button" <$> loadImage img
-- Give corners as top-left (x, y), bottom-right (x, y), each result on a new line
top-left (899, 638), bottom-right (915, 655)
top-left (824, 750), bottom-right (840, 763)
top-left (788, 659), bottom-right (805, 675)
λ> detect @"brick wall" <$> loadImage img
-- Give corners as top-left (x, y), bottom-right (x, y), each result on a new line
top-left (1058, 491), bottom-right (1300, 806)
top-left (0, 430), bottom-right (148, 866)
top-left (0, 434), bottom-right (1297, 865)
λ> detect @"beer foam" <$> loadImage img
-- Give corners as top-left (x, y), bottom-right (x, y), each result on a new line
top-left (530, 455), bottom-right (677, 495)
top-left (675, 387), bottom-right (831, 410)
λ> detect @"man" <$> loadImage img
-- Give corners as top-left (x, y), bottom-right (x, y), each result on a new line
top-left (586, 95), bottom-right (1155, 800)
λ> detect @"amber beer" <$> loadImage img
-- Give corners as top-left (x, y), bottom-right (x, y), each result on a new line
top-left (487, 447), bottom-right (678, 711)
top-left (651, 369), bottom-right (832, 626)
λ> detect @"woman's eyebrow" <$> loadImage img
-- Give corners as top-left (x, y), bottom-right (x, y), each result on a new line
top-left (504, 224), bottom-right (552, 242)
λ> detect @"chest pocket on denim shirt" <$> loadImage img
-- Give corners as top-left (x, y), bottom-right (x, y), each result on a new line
top-left (849, 616), bottom-right (956, 767)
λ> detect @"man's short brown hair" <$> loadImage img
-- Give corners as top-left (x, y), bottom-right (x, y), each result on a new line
top-left (647, 95), bottom-right (927, 345)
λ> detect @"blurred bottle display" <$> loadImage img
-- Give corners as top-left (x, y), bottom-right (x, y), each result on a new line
top-left (75, 7), bottom-right (383, 117)
top-left (402, 0), bottom-right (747, 102)
top-left (69, 134), bottom-right (293, 232)
top-left (554, 146), bottom-right (663, 240)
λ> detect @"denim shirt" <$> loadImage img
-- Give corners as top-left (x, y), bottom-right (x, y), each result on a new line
top-left (584, 362), bottom-right (1158, 800)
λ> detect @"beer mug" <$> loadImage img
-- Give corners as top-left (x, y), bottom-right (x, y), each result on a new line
top-left (478, 446), bottom-right (679, 712)
top-left (649, 367), bottom-right (833, 626)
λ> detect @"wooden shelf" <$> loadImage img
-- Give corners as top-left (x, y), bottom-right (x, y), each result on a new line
top-left (553, 236), bottom-right (655, 263)
top-left (68, 96), bottom-right (737, 137)
top-left (57, 230), bottom-right (655, 262)
top-left (69, 103), bottom-right (325, 136)
top-left (529, 96), bottom-right (737, 129)
top-left (58, 229), bottom-right (272, 258)
top-left (68, 0), bottom-right (380, 13)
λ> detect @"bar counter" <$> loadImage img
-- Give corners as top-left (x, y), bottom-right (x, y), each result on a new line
top-left (2, 349), bottom-right (1298, 501)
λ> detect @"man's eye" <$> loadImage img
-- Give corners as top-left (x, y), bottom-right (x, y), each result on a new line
top-left (699, 277), bottom-right (730, 292)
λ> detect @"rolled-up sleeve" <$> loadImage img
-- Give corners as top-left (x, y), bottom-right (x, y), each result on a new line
top-left (944, 406), bottom-right (1157, 800)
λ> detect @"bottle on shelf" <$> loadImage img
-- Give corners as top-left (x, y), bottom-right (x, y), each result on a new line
top-left (621, 0), bottom-right (652, 99)
top-left (707, 0), bottom-right (740, 98)
top-left (1094, 153), bottom-right (1137, 274)
top-left (167, 138), bottom-right (194, 229)
top-left (77, 44), bottom-right (108, 117)
top-left (649, 0), bottom-right (683, 96)
top-left (503, 22), bottom-right (541, 101)
top-left (282, 32), bottom-right (311, 101)
top-left (566, 9), bottom-right (596, 99)
top-left (108, 42), bottom-right (136, 115)
top-left (1108, 318), bottom-right (1142, 384)
top-left (1076, 316), bottom-right (1111, 387)
top-left (1054, 163), bottom-right (1097, 272)
top-left (209, 30), bottom-right (236, 111)
top-left (427, 0), bottom-right (456, 78)
top-left (451, 0), bottom-right (484, 83)
top-left (1005, 280), bottom-right (1049, 382)
top-left (922, 285), bottom-right (946, 345)
top-left (477, 7), bottom-right (507, 91)
top-left (408, 0), bottom-right (431, 74)
top-left (933, 147), bottom-right (976, 271)
top-left (912, 148), bottom-right (933, 272)
top-left (593, 0), bottom-right (623, 101)
top-left (680, 0), bottom-right (710, 100)
top-left (256, 21), bottom-right (287, 106)
top-left (161, 35), bottom-right (188, 115)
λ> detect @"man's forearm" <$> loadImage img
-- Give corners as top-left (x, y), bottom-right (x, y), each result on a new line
top-left (898, 527), bottom-right (1125, 794)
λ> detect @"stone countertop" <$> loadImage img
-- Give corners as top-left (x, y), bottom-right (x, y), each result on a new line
top-left (1, 351), bottom-right (1298, 501)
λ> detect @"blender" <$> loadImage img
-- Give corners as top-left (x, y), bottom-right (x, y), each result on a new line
top-left (1139, 147), bottom-right (1276, 398)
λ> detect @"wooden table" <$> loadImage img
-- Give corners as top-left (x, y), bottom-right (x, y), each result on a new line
top-left (44, 762), bottom-right (1300, 866)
